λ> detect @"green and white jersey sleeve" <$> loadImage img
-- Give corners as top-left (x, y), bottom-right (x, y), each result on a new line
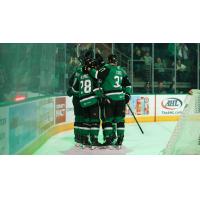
top-left (121, 68), bottom-right (132, 95)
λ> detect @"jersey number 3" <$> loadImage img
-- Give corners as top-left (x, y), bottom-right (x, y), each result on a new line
top-left (114, 75), bottom-right (122, 88)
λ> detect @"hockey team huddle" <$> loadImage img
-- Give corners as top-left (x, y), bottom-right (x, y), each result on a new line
top-left (67, 54), bottom-right (132, 149)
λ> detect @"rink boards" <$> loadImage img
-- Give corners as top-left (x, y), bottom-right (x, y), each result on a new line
top-left (126, 94), bottom-right (187, 122)
top-left (0, 94), bottom-right (187, 154)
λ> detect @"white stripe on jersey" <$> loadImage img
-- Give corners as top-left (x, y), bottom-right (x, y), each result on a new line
top-left (75, 126), bottom-right (99, 130)
top-left (95, 71), bottom-right (98, 79)
top-left (72, 78), bottom-right (77, 87)
top-left (78, 127), bottom-right (90, 130)
top-left (103, 127), bottom-right (113, 130)
top-left (80, 96), bottom-right (96, 102)
top-left (90, 127), bottom-right (99, 130)
top-left (105, 92), bottom-right (123, 96)
top-left (72, 87), bottom-right (78, 93)
top-left (93, 88), bottom-right (100, 92)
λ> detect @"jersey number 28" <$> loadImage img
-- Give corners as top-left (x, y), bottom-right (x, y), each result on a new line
top-left (80, 80), bottom-right (91, 94)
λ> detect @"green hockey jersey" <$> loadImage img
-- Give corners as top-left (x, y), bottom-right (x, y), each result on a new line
top-left (72, 70), bottom-right (100, 108)
top-left (90, 64), bottom-right (132, 101)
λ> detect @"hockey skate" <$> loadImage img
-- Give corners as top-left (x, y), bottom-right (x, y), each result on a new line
top-left (115, 136), bottom-right (124, 150)
top-left (90, 136), bottom-right (102, 150)
top-left (74, 134), bottom-right (82, 148)
top-left (75, 142), bottom-right (82, 148)
top-left (81, 135), bottom-right (91, 149)
top-left (115, 144), bottom-right (122, 150)
top-left (101, 136), bottom-right (115, 150)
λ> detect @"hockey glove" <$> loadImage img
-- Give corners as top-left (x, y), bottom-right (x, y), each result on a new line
top-left (125, 93), bottom-right (130, 104)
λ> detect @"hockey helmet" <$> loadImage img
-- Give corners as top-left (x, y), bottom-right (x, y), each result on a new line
top-left (108, 54), bottom-right (118, 65)
top-left (83, 58), bottom-right (96, 73)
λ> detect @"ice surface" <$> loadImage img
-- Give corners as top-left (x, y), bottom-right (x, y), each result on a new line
top-left (34, 122), bottom-right (177, 155)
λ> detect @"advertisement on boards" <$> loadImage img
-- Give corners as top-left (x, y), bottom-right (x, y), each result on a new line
top-left (55, 97), bottom-right (66, 124)
top-left (126, 95), bottom-right (155, 117)
top-left (156, 95), bottom-right (187, 116)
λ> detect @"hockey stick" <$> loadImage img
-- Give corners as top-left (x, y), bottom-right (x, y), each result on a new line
top-left (127, 103), bottom-right (144, 134)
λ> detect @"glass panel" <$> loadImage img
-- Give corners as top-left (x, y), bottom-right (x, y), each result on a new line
top-left (113, 43), bottom-right (131, 67)
top-left (55, 44), bottom-right (66, 95)
top-left (65, 43), bottom-right (80, 91)
top-left (0, 44), bottom-right (59, 103)
top-left (132, 43), bottom-right (152, 93)
top-left (176, 43), bottom-right (197, 93)
top-left (154, 43), bottom-right (175, 94)
top-left (95, 43), bottom-right (112, 62)
top-left (39, 44), bottom-right (57, 95)
top-left (1, 43), bottom-right (199, 104)
top-left (113, 44), bottom-right (132, 85)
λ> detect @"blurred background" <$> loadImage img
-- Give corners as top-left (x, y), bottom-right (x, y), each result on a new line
top-left (0, 43), bottom-right (199, 104)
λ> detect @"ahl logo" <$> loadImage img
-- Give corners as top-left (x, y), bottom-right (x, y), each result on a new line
top-left (161, 98), bottom-right (183, 110)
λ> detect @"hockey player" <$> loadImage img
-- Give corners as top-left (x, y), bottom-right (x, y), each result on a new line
top-left (67, 65), bottom-right (83, 146)
top-left (71, 58), bottom-right (102, 148)
top-left (95, 54), bottom-right (117, 145)
top-left (88, 54), bottom-right (132, 148)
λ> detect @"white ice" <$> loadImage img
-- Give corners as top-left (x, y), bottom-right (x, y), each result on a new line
top-left (34, 122), bottom-right (177, 155)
